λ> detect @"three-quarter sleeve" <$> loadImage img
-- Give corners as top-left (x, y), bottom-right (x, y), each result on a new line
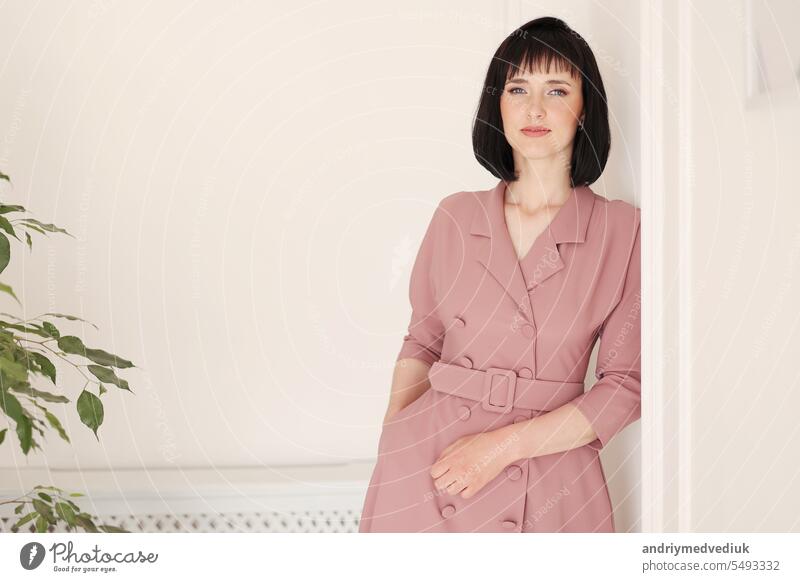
top-left (569, 220), bottom-right (641, 450)
top-left (396, 203), bottom-right (446, 367)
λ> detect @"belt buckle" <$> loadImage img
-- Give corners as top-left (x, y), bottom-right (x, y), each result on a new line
top-left (481, 367), bottom-right (517, 414)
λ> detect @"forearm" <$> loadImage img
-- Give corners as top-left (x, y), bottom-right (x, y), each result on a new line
top-left (501, 403), bottom-right (598, 461)
top-left (383, 358), bottom-right (433, 423)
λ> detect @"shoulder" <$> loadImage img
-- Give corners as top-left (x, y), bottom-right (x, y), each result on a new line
top-left (423, 187), bottom-right (486, 230)
top-left (590, 190), bottom-right (640, 225)
top-left (587, 190), bottom-right (641, 241)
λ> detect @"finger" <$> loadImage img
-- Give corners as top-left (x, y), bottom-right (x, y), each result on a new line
top-left (430, 460), bottom-right (451, 479)
top-left (434, 472), bottom-right (458, 492)
top-left (447, 477), bottom-right (469, 496)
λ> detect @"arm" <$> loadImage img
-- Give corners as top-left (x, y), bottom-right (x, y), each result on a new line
top-left (503, 219), bottom-right (642, 458)
top-left (384, 203), bottom-right (445, 422)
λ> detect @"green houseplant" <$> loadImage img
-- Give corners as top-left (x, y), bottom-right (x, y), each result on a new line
top-left (0, 169), bottom-right (135, 533)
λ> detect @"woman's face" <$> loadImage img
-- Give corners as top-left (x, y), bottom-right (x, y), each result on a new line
top-left (499, 64), bottom-right (584, 168)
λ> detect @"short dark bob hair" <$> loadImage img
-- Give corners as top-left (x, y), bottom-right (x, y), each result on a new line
top-left (472, 16), bottom-right (610, 187)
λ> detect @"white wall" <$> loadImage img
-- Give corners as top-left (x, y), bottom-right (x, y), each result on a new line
top-left (688, 0), bottom-right (800, 532)
top-left (0, 0), bottom-right (648, 531)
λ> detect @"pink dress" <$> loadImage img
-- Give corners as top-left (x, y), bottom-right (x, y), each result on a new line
top-left (358, 179), bottom-right (641, 533)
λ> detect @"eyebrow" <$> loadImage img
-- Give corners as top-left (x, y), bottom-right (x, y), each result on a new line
top-left (505, 77), bottom-right (573, 86)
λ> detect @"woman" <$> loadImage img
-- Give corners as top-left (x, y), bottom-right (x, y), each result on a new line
top-left (359, 16), bottom-right (641, 533)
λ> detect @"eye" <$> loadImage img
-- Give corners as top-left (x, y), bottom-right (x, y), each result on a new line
top-left (549, 88), bottom-right (568, 96)
top-left (507, 86), bottom-right (525, 95)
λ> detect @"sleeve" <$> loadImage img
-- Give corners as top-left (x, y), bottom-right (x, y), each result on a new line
top-left (569, 219), bottom-right (641, 450)
top-left (395, 203), bottom-right (446, 367)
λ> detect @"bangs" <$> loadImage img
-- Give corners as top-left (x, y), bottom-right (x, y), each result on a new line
top-left (499, 34), bottom-right (584, 83)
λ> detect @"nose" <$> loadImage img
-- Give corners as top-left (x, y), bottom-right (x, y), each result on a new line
top-left (527, 97), bottom-right (545, 119)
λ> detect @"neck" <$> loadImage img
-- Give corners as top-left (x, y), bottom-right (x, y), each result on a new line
top-left (507, 160), bottom-right (573, 211)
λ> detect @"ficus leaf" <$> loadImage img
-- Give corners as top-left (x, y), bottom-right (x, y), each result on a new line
top-left (41, 321), bottom-right (59, 338)
top-left (57, 336), bottom-right (134, 368)
top-left (35, 514), bottom-right (48, 532)
top-left (76, 389), bottom-right (103, 439)
top-left (55, 501), bottom-right (77, 526)
top-left (30, 352), bottom-right (57, 383)
top-left (0, 282), bottom-right (20, 304)
top-left (87, 365), bottom-right (131, 392)
top-left (0, 215), bottom-right (15, 238)
top-left (0, 356), bottom-right (28, 382)
top-left (0, 233), bottom-right (9, 275)
top-left (0, 204), bottom-right (26, 214)
top-left (44, 409), bottom-right (70, 443)
top-left (74, 513), bottom-right (98, 532)
top-left (18, 218), bottom-right (71, 237)
top-left (16, 415), bottom-right (33, 454)
top-left (9, 384), bottom-right (69, 403)
top-left (42, 313), bottom-right (99, 330)
top-left (13, 511), bottom-right (37, 530)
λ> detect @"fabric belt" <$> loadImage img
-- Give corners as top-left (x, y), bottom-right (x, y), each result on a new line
top-left (427, 361), bottom-right (585, 414)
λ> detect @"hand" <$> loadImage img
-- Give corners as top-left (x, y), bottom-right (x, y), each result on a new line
top-left (429, 426), bottom-right (520, 499)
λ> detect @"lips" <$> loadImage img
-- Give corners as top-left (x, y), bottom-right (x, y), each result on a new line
top-left (521, 127), bottom-right (551, 137)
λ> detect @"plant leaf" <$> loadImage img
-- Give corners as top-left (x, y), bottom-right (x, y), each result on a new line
top-left (13, 511), bottom-right (37, 530)
top-left (33, 498), bottom-right (55, 523)
top-left (0, 204), bottom-right (26, 214)
top-left (30, 352), bottom-right (57, 383)
top-left (44, 409), bottom-right (70, 443)
top-left (35, 514), bottom-right (48, 532)
top-left (11, 384), bottom-right (69, 403)
top-left (76, 389), bottom-right (103, 439)
top-left (0, 216), bottom-right (16, 239)
top-left (57, 336), bottom-right (134, 368)
top-left (55, 501), bottom-right (77, 526)
top-left (16, 415), bottom-right (33, 454)
top-left (41, 321), bottom-right (59, 338)
top-left (0, 281), bottom-right (20, 304)
top-left (0, 320), bottom-right (50, 337)
top-left (37, 492), bottom-right (52, 502)
top-left (98, 524), bottom-right (128, 533)
top-left (42, 313), bottom-right (99, 329)
top-left (74, 513), bottom-right (98, 532)
top-left (87, 364), bottom-right (131, 392)
top-left (0, 171), bottom-right (10, 182)
top-left (0, 427), bottom-right (5, 445)
top-left (0, 233), bottom-right (9, 275)
top-left (0, 356), bottom-right (29, 382)
top-left (17, 218), bottom-right (72, 237)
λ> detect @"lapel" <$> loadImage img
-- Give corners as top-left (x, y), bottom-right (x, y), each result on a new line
top-left (469, 179), bottom-right (595, 324)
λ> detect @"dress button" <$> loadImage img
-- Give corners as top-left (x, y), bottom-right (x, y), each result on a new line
top-left (513, 415), bottom-right (527, 424)
top-left (453, 316), bottom-right (466, 328)
top-left (457, 356), bottom-right (473, 369)
top-left (502, 519), bottom-right (517, 530)
top-left (505, 464), bottom-right (523, 481)
top-left (441, 504), bottom-right (456, 518)
top-left (518, 367), bottom-right (533, 378)
top-left (522, 324), bottom-right (535, 338)
top-left (457, 405), bottom-right (471, 421)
